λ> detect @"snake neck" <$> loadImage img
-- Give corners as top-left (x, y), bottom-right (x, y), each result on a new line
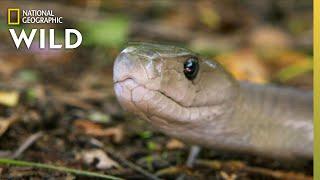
top-left (234, 82), bottom-right (313, 124)
top-left (228, 82), bottom-right (313, 159)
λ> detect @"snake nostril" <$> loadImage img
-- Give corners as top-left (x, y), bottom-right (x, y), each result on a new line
top-left (114, 53), bottom-right (132, 82)
top-left (114, 46), bottom-right (162, 87)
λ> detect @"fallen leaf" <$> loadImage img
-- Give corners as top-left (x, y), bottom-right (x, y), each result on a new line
top-left (74, 120), bottom-right (124, 143)
top-left (249, 25), bottom-right (292, 58)
top-left (196, 159), bottom-right (245, 171)
top-left (0, 91), bottom-right (20, 107)
top-left (166, 139), bottom-right (185, 150)
top-left (80, 149), bottom-right (120, 170)
top-left (220, 171), bottom-right (237, 180)
top-left (8, 167), bottom-right (36, 178)
top-left (272, 51), bottom-right (311, 69)
top-left (0, 115), bottom-right (19, 136)
top-left (216, 49), bottom-right (269, 83)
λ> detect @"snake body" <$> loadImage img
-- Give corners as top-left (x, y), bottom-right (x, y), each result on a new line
top-left (113, 43), bottom-right (313, 160)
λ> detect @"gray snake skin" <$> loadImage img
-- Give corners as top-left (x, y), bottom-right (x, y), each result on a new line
top-left (113, 43), bottom-right (313, 160)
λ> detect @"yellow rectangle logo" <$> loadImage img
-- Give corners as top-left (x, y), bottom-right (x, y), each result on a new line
top-left (8, 8), bottom-right (20, 25)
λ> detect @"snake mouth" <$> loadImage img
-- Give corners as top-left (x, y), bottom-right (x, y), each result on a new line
top-left (113, 76), bottom-right (134, 84)
top-left (114, 76), bottom-right (202, 125)
top-left (114, 76), bottom-right (186, 109)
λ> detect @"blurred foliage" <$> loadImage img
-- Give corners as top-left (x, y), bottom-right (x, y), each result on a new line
top-left (17, 70), bottom-right (39, 83)
top-left (88, 111), bottom-right (111, 123)
top-left (0, 19), bottom-right (6, 31)
top-left (276, 58), bottom-right (313, 82)
top-left (80, 16), bottom-right (129, 48)
top-left (147, 141), bottom-right (159, 151)
top-left (198, 2), bottom-right (220, 29)
top-left (139, 130), bottom-right (153, 139)
top-left (25, 87), bottom-right (38, 103)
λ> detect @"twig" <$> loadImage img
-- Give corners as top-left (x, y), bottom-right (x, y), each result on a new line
top-left (244, 166), bottom-right (312, 180)
top-left (54, 95), bottom-right (95, 110)
top-left (104, 148), bottom-right (162, 180)
top-left (0, 158), bottom-right (123, 180)
top-left (196, 159), bottom-right (312, 180)
top-left (11, 131), bottom-right (44, 159)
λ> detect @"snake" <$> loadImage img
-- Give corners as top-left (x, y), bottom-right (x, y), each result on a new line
top-left (113, 43), bottom-right (313, 160)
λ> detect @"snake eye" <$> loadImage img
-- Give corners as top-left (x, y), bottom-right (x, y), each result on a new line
top-left (183, 57), bottom-right (199, 80)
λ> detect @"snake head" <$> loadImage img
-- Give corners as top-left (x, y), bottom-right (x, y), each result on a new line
top-left (113, 43), bottom-right (239, 130)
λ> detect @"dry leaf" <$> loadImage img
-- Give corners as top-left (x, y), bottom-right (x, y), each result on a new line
top-left (74, 120), bottom-right (124, 143)
top-left (166, 139), bottom-right (185, 150)
top-left (220, 171), bottom-right (237, 180)
top-left (0, 56), bottom-right (28, 77)
top-left (273, 51), bottom-right (311, 69)
top-left (249, 25), bottom-right (292, 58)
top-left (197, 1), bottom-right (220, 29)
top-left (0, 91), bottom-right (20, 107)
top-left (156, 166), bottom-right (185, 176)
top-left (217, 49), bottom-right (269, 83)
top-left (0, 115), bottom-right (19, 136)
top-left (80, 149), bottom-right (120, 170)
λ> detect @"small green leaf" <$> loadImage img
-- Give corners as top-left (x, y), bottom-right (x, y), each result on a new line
top-left (276, 59), bottom-right (313, 82)
top-left (147, 141), bottom-right (158, 151)
top-left (88, 111), bottom-right (111, 123)
top-left (17, 70), bottom-right (39, 83)
top-left (25, 88), bottom-right (38, 103)
top-left (139, 131), bottom-right (153, 139)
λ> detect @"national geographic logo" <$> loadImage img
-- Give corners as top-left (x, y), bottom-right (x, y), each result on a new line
top-left (7, 8), bottom-right (20, 25)
top-left (6, 8), bottom-right (82, 49)
top-left (7, 8), bottom-right (63, 25)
